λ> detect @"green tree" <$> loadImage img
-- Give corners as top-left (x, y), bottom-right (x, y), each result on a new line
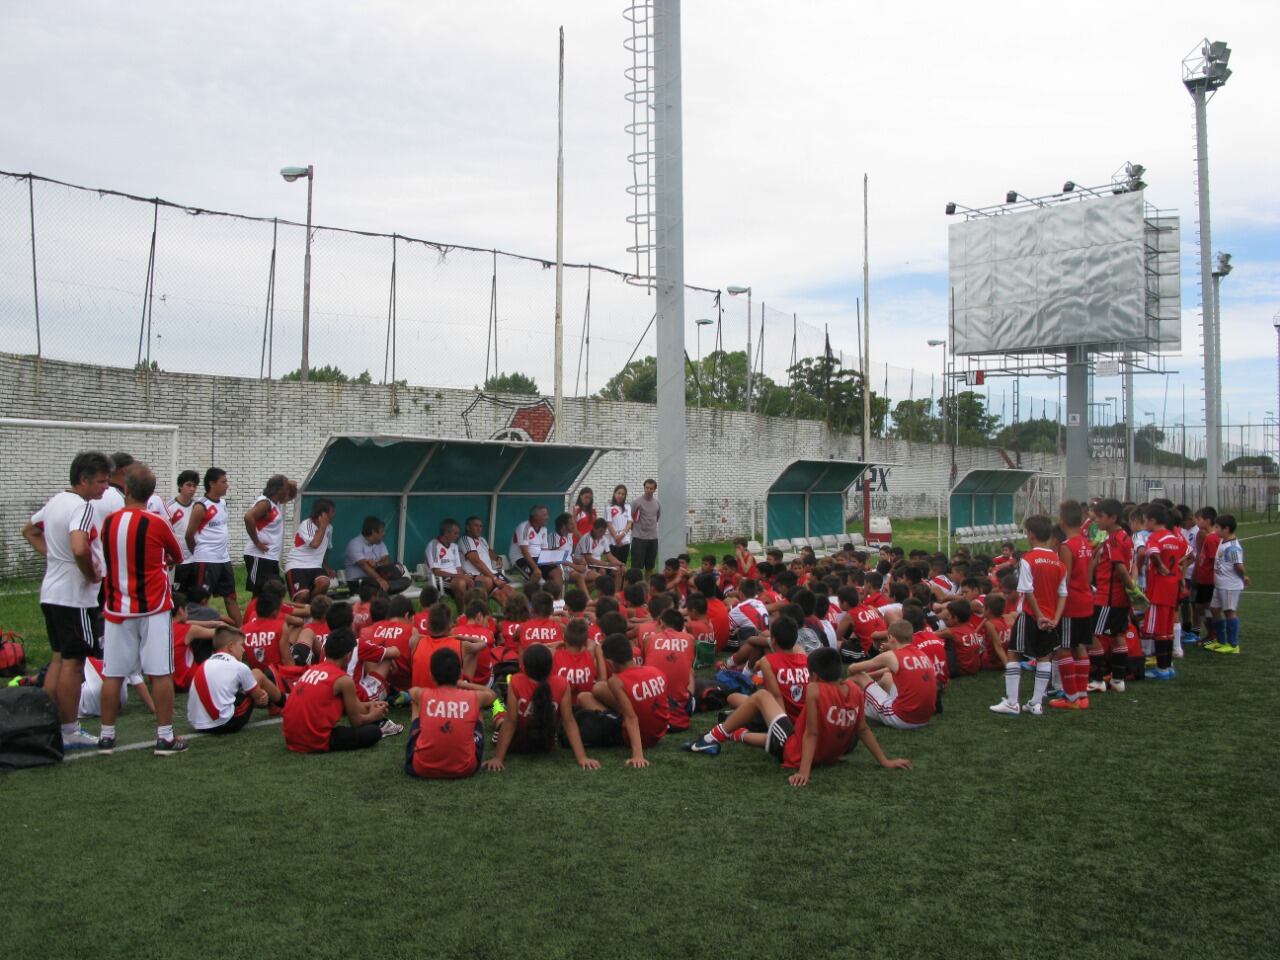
top-left (784, 355), bottom-right (888, 435)
top-left (599, 356), bottom-right (658, 403)
top-left (1224, 455), bottom-right (1278, 475)
top-left (993, 417), bottom-right (1060, 454)
top-left (281, 365), bottom-right (372, 383)
top-left (939, 390), bottom-right (999, 446)
top-left (483, 371), bottom-right (540, 395)
top-left (891, 398), bottom-right (941, 443)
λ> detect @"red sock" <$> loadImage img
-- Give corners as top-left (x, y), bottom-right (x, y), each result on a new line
top-left (708, 723), bottom-right (731, 743)
top-left (1058, 656), bottom-right (1079, 698)
top-left (1074, 657), bottom-right (1090, 696)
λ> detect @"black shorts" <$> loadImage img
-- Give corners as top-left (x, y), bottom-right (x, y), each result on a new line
top-left (286, 567), bottom-right (327, 597)
top-left (1011, 612), bottom-right (1061, 658)
top-left (186, 561), bottom-right (237, 598)
top-left (610, 543), bottom-right (631, 564)
top-left (765, 715), bottom-right (795, 761)
top-left (207, 692), bottom-right (255, 735)
top-left (567, 708), bottom-right (625, 749)
top-left (1061, 615), bottom-right (1096, 649)
top-left (243, 556), bottom-right (281, 596)
top-left (40, 603), bottom-right (102, 660)
top-left (1093, 605), bottom-right (1130, 639)
top-left (1193, 583), bottom-right (1215, 605)
top-left (514, 559), bottom-right (561, 581)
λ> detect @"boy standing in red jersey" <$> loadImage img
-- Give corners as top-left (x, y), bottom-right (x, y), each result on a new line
top-left (1141, 503), bottom-right (1188, 680)
top-left (846, 621), bottom-right (937, 730)
top-left (282, 629), bottom-right (389, 753)
top-left (991, 515), bottom-right (1066, 717)
top-left (1049, 500), bottom-right (1097, 709)
top-left (575, 633), bottom-right (670, 767)
top-left (1087, 498), bottom-right (1136, 693)
top-left (404, 647), bottom-right (497, 779)
top-left (684, 647), bottom-right (911, 786)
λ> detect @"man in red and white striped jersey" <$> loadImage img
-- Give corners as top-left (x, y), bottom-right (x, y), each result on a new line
top-left (98, 463), bottom-right (187, 756)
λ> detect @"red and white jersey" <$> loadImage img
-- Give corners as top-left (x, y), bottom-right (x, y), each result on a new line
top-left (890, 644), bottom-right (937, 725)
top-left (913, 630), bottom-right (950, 687)
top-left (729, 597), bottom-right (769, 632)
top-left (930, 575), bottom-right (957, 595)
top-left (572, 507), bottom-right (596, 542)
top-left (762, 650), bottom-right (810, 720)
top-left (241, 615), bottom-right (287, 669)
top-left (643, 628), bottom-right (695, 727)
top-left (506, 672), bottom-right (570, 736)
top-left (607, 503), bottom-right (632, 545)
top-left (190, 496), bottom-right (231, 563)
top-left (244, 495), bottom-right (285, 560)
top-left (282, 660), bottom-right (346, 752)
top-left (31, 490), bottom-right (104, 608)
top-left (410, 687), bottom-right (481, 778)
top-left (188, 651), bottom-right (257, 730)
top-left (508, 521), bottom-right (548, 564)
top-left (1063, 534), bottom-right (1095, 619)
top-left (78, 657), bottom-right (139, 717)
top-left (426, 538), bottom-right (462, 575)
top-left (847, 603), bottom-right (887, 653)
top-left (948, 622), bottom-right (983, 675)
top-left (573, 531), bottom-right (612, 564)
top-left (553, 646), bottom-right (598, 694)
top-left (781, 680), bottom-right (863, 770)
top-left (519, 617), bottom-right (564, 652)
top-left (1145, 529), bottom-right (1188, 607)
top-left (165, 498), bottom-right (196, 563)
top-left (101, 507), bottom-right (182, 622)
top-left (1017, 547), bottom-right (1067, 618)
top-left (616, 664), bottom-right (670, 748)
top-left (285, 518), bottom-right (331, 571)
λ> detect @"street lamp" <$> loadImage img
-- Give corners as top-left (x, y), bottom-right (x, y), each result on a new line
top-left (928, 338), bottom-right (949, 448)
top-left (280, 164), bottom-right (314, 382)
top-left (727, 285), bottom-right (752, 411)
top-left (694, 317), bottom-right (714, 407)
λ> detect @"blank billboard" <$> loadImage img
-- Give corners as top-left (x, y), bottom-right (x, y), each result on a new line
top-left (948, 192), bottom-right (1151, 355)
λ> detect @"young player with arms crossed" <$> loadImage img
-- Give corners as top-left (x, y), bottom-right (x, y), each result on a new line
top-left (684, 647), bottom-right (911, 786)
top-left (1049, 500), bottom-right (1098, 709)
top-left (990, 515), bottom-right (1066, 716)
top-left (184, 468), bottom-right (243, 626)
top-left (1141, 503), bottom-right (1188, 680)
top-left (242, 474), bottom-right (297, 597)
top-left (1087, 498), bottom-right (1137, 693)
top-left (284, 498), bottom-right (335, 604)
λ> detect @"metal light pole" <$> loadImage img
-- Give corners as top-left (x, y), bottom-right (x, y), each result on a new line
top-left (281, 164), bottom-right (314, 382)
top-left (695, 317), bottom-right (713, 408)
top-left (727, 285), bottom-right (752, 411)
top-left (1184, 39), bottom-right (1231, 506)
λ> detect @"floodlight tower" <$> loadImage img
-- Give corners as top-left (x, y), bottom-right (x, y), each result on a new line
top-left (625, 0), bottom-right (687, 557)
top-left (1184, 38), bottom-right (1232, 506)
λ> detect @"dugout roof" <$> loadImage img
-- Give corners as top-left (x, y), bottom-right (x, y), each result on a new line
top-left (298, 434), bottom-right (632, 568)
top-left (764, 459), bottom-right (875, 543)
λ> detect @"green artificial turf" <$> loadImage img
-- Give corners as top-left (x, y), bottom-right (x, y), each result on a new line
top-left (3, 525), bottom-right (1279, 959)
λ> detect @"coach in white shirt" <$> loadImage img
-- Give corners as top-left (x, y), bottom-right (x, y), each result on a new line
top-left (458, 515), bottom-right (512, 600)
top-left (21, 451), bottom-right (112, 749)
top-left (426, 518), bottom-right (472, 604)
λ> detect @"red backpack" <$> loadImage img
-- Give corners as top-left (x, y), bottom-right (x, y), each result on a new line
top-left (0, 632), bottom-right (26, 678)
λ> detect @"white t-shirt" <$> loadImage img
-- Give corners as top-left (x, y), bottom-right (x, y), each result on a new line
top-left (1214, 540), bottom-right (1245, 591)
top-left (426, 539), bottom-right (462, 575)
top-left (187, 652), bottom-right (258, 729)
top-left (458, 535), bottom-right (495, 576)
top-left (606, 503), bottom-right (632, 546)
top-left (343, 535), bottom-right (389, 581)
top-left (166, 498), bottom-right (197, 563)
top-left (190, 496), bottom-right (232, 563)
top-left (78, 657), bottom-right (141, 718)
top-left (100, 485), bottom-right (126, 518)
top-left (1132, 530), bottom-right (1151, 589)
top-left (509, 521), bottom-right (549, 565)
top-left (574, 531), bottom-right (612, 565)
top-left (286, 518), bottom-right (332, 571)
top-left (32, 490), bottom-right (103, 608)
top-left (244, 495), bottom-right (286, 561)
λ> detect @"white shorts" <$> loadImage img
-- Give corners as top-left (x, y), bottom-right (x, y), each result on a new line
top-left (862, 680), bottom-right (928, 731)
top-left (1211, 588), bottom-right (1241, 612)
top-left (103, 612), bottom-right (174, 678)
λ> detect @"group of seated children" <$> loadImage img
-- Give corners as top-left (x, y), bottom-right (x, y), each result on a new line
top-left (114, 494), bottom-right (1243, 785)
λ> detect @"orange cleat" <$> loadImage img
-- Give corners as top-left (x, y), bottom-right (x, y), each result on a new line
top-left (1048, 697), bottom-right (1086, 710)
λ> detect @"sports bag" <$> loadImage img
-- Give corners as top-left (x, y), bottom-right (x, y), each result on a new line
top-left (0, 687), bottom-right (63, 770)
top-left (0, 631), bottom-right (26, 678)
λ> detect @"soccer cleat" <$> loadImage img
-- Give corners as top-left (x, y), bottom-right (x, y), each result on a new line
top-left (1215, 644), bottom-right (1240, 655)
top-left (97, 734), bottom-right (116, 755)
top-left (389, 691), bottom-right (412, 708)
top-left (379, 719), bottom-right (405, 739)
top-left (1020, 659), bottom-right (1038, 672)
top-left (1086, 679), bottom-right (1107, 693)
top-left (1203, 641), bottom-right (1224, 652)
top-left (61, 729), bottom-right (98, 750)
top-left (1144, 656), bottom-right (1157, 669)
top-left (682, 738), bottom-right (721, 755)
top-left (1182, 630), bottom-right (1200, 643)
top-left (1108, 678), bottom-right (1126, 693)
top-left (989, 699), bottom-right (1021, 716)
top-left (1144, 667), bottom-right (1176, 681)
top-left (153, 736), bottom-right (190, 756)
top-left (1048, 698), bottom-right (1074, 710)
top-left (1075, 696), bottom-right (1089, 709)
top-left (1023, 701), bottom-right (1045, 716)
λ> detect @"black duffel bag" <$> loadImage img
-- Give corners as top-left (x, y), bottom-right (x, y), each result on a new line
top-left (0, 687), bottom-right (63, 770)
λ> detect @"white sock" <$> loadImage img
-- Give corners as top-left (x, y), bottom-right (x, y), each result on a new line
top-left (100, 724), bottom-right (116, 739)
top-left (61, 722), bottom-right (79, 737)
top-left (1004, 662), bottom-right (1021, 704)
top-left (1031, 662), bottom-right (1052, 705)
top-left (1050, 660), bottom-right (1062, 690)
top-left (157, 724), bottom-right (174, 741)
top-left (1173, 623), bottom-right (1183, 655)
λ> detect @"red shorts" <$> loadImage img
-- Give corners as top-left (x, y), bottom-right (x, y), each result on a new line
top-left (265, 664), bottom-right (306, 716)
top-left (1142, 604), bottom-right (1176, 640)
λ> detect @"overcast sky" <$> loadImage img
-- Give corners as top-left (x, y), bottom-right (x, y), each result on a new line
top-left (1, 0), bottom-right (1276, 429)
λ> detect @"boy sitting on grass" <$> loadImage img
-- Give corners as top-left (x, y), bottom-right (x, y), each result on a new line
top-left (483, 643), bottom-right (599, 772)
top-left (683, 647), bottom-right (912, 787)
top-left (282, 628), bottom-right (390, 753)
top-left (187, 626), bottom-right (280, 737)
top-left (404, 648), bottom-right (497, 780)
top-left (574, 633), bottom-right (670, 768)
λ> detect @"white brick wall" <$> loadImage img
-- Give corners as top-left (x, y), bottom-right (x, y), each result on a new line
top-left (0, 352), bottom-right (1229, 578)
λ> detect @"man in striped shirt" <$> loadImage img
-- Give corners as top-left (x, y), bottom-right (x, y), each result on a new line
top-left (98, 463), bottom-right (187, 756)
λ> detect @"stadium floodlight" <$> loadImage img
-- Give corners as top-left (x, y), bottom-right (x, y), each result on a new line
top-left (944, 202), bottom-right (980, 216)
top-left (1005, 190), bottom-right (1018, 204)
top-left (694, 318), bottom-right (714, 407)
top-left (1062, 181), bottom-right (1075, 193)
top-left (279, 163), bottom-right (314, 381)
top-left (1004, 190), bottom-right (1046, 208)
top-left (726, 285), bottom-right (753, 411)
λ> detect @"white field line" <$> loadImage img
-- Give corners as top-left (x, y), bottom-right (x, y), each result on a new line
top-left (64, 717), bottom-right (283, 761)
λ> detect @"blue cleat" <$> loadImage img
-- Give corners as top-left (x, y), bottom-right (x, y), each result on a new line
top-left (1144, 667), bottom-right (1176, 681)
top-left (682, 738), bottom-right (721, 756)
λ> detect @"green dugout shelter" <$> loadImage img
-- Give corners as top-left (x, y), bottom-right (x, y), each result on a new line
top-left (948, 468), bottom-right (1039, 534)
top-left (763, 459), bottom-right (874, 544)
top-left (297, 435), bottom-right (630, 569)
